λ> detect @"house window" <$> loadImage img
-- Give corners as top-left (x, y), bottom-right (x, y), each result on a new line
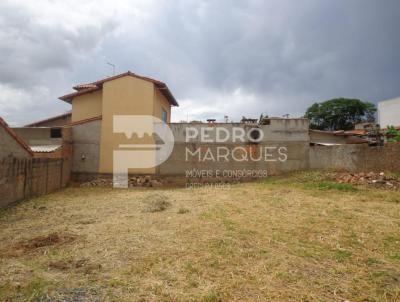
top-left (161, 108), bottom-right (168, 123)
top-left (50, 128), bottom-right (62, 138)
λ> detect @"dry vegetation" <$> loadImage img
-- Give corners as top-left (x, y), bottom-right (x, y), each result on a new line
top-left (0, 172), bottom-right (400, 301)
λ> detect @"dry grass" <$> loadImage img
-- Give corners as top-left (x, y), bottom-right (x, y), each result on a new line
top-left (141, 193), bottom-right (172, 213)
top-left (0, 172), bottom-right (399, 301)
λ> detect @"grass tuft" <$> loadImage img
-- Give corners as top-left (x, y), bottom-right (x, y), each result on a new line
top-left (333, 249), bottom-right (352, 262)
top-left (177, 207), bottom-right (190, 214)
top-left (304, 181), bottom-right (358, 192)
top-left (141, 193), bottom-right (171, 212)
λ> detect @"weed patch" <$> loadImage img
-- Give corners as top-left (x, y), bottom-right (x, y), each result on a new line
top-left (304, 181), bottom-right (358, 192)
top-left (177, 207), bottom-right (190, 214)
top-left (333, 249), bottom-right (352, 262)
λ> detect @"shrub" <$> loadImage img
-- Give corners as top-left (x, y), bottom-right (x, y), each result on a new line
top-left (386, 126), bottom-right (400, 142)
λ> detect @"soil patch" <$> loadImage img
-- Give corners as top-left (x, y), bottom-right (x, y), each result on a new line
top-left (12, 232), bottom-right (76, 254)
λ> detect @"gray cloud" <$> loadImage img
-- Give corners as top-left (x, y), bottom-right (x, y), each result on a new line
top-left (1, 0), bottom-right (399, 124)
top-left (0, 0), bottom-right (120, 124)
top-left (0, 1), bottom-right (117, 88)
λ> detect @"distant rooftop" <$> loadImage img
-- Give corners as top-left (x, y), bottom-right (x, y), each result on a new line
top-left (59, 71), bottom-right (179, 106)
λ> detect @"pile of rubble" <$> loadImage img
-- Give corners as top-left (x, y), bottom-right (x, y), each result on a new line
top-left (329, 171), bottom-right (400, 190)
top-left (80, 176), bottom-right (163, 188)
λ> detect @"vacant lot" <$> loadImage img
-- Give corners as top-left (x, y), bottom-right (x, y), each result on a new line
top-left (0, 172), bottom-right (400, 301)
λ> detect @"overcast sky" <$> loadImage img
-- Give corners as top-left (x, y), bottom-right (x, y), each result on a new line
top-left (1, 0), bottom-right (399, 125)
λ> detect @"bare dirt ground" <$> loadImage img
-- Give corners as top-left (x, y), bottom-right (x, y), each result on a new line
top-left (0, 172), bottom-right (399, 301)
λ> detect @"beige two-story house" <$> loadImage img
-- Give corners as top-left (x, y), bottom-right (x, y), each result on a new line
top-left (58, 71), bottom-right (178, 175)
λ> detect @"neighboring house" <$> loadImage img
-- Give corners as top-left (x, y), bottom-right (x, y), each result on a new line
top-left (12, 127), bottom-right (64, 157)
top-left (58, 71), bottom-right (179, 174)
top-left (0, 117), bottom-right (70, 159)
top-left (0, 117), bottom-right (33, 159)
top-left (21, 112), bottom-right (71, 157)
top-left (309, 130), bottom-right (347, 145)
top-left (25, 111), bottom-right (72, 127)
top-left (378, 97), bottom-right (400, 128)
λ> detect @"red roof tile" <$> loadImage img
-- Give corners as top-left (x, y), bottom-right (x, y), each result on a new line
top-left (73, 84), bottom-right (98, 90)
top-left (59, 71), bottom-right (178, 106)
top-left (59, 86), bottom-right (101, 102)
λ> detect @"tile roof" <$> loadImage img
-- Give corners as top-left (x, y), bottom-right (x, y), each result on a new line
top-left (59, 71), bottom-right (179, 106)
top-left (344, 129), bottom-right (367, 136)
top-left (30, 145), bottom-right (61, 153)
top-left (309, 129), bottom-right (350, 136)
top-left (73, 84), bottom-right (98, 90)
top-left (59, 86), bottom-right (101, 102)
top-left (311, 142), bottom-right (343, 146)
top-left (310, 129), bottom-right (368, 136)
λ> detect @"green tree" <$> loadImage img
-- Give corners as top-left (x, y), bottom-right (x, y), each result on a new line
top-left (386, 126), bottom-right (400, 142)
top-left (258, 113), bottom-right (269, 124)
top-left (305, 98), bottom-right (376, 130)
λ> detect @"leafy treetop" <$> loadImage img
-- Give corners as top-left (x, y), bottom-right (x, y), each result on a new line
top-left (305, 98), bottom-right (376, 130)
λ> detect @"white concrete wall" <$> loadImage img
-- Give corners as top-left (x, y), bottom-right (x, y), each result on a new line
top-left (169, 119), bottom-right (310, 143)
top-left (378, 97), bottom-right (400, 128)
top-left (158, 119), bottom-right (311, 176)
